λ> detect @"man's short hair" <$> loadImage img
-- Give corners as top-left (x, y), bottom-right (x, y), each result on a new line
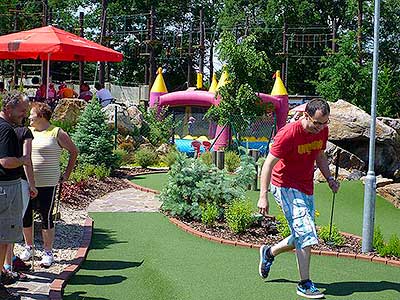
top-left (1, 92), bottom-right (26, 111)
top-left (31, 102), bottom-right (52, 121)
top-left (305, 98), bottom-right (330, 117)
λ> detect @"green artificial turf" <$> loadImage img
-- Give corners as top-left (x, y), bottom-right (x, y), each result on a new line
top-left (131, 173), bottom-right (167, 192)
top-left (63, 213), bottom-right (400, 300)
top-left (132, 173), bottom-right (399, 239)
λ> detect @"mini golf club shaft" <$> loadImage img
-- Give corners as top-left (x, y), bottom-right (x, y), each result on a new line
top-left (329, 150), bottom-right (341, 240)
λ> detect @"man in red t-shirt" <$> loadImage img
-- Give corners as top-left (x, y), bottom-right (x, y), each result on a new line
top-left (257, 99), bottom-right (340, 299)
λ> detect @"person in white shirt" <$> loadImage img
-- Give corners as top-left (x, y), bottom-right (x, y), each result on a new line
top-left (94, 82), bottom-right (113, 107)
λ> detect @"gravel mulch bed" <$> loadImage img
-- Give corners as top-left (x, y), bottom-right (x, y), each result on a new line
top-left (14, 206), bottom-right (88, 275)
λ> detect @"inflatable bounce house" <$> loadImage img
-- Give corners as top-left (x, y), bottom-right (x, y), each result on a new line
top-left (149, 67), bottom-right (289, 156)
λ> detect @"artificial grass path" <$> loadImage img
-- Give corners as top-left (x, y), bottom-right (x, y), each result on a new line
top-left (131, 174), bottom-right (399, 239)
top-left (63, 213), bottom-right (400, 300)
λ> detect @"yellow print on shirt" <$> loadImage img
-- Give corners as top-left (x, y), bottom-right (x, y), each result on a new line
top-left (298, 140), bottom-right (323, 155)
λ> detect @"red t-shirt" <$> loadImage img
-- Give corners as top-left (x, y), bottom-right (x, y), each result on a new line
top-left (270, 121), bottom-right (328, 195)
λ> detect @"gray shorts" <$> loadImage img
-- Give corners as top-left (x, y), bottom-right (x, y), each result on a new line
top-left (0, 179), bottom-right (23, 243)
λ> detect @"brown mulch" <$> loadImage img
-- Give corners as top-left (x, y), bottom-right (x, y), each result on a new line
top-left (60, 167), bottom-right (399, 262)
top-left (178, 217), bottom-right (399, 261)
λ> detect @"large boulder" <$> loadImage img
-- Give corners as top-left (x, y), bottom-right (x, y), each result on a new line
top-left (328, 100), bottom-right (400, 178)
top-left (126, 105), bottom-right (144, 127)
top-left (377, 183), bottom-right (400, 208)
top-left (102, 104), bottom-right (136, 135)
top-left (377, 117), bottom-right (400, 135)
top-left (52, 98), bottom-right (87, 125)
top-left (325, 141), bottom-right (365, 171)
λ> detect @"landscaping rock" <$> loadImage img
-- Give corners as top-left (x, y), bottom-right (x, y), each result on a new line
top-left (378, 117), bottom-right (400, 135)
top-left (103, 103), bottom-right (136, 135)
top-left (126, 105), bottom-right (144, 127)
top-left (377, 183), bottom-right (400, 208)
top-left (361, 175), bottom-right (394, 188)
top-left (325, 141), bottom-right (365, 171)
top-left (314, 166), bottom-right (351, 182)
top-left (156, 143), bottom-right (172, 156)
top-left (329, 100), bottom-right (400, 178)
top-left (52, 98), bottom-right (87, 125)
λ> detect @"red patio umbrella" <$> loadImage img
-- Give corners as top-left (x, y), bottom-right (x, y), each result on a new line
top-left (0, 25), bottom-right (123, 62)
top-left (0, 25), bottom-right (123, 98)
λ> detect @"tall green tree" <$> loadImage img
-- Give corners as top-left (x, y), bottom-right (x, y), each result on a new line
top-left (206, 32), bottom-right (271, 131)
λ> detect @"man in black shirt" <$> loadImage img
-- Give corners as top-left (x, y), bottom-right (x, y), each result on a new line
top-left (0, 92), bottom-right (30, 300)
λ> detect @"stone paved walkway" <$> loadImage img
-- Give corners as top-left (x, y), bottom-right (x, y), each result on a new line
top-left (87, 187), bottom-right (161, 213)
top-left (7, 186), bottom-right (160, 299)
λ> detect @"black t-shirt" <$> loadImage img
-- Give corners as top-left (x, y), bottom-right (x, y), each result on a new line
top-left (0, 117), bottom-right (22, 180)
top-left (14, 126), bottom-right (34, 180)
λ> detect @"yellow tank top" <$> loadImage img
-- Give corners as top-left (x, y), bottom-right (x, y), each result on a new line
top-left (30, 125), bottom-right (62, 187)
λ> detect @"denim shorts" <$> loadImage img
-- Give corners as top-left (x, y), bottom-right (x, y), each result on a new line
top-left (271, 184), bottom-right (318, 249)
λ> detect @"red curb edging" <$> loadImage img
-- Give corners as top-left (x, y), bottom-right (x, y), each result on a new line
top-left (48, 217), bottom-right (94, 300)
top-left (128, 173), bottom-right (399, 269)
top-left (168, 217), bottom-right (399, 268)
top-left (127, 169), bottom-right (167, 195)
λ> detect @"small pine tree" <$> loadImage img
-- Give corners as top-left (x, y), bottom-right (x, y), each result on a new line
top-left (72, 99), bottom-right (116, 168)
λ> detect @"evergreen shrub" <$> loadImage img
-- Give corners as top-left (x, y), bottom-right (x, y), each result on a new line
top-left (72, 99), bottom-right (116, 168)
top-left (224, 151), bottom-right (241, 172)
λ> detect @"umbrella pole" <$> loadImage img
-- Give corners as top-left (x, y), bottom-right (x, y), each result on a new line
top-left (46, 54), bottom-right (50, 100)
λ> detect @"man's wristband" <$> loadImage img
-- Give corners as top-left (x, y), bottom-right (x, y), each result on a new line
top-left (327, 176), bottom-right (335, 182)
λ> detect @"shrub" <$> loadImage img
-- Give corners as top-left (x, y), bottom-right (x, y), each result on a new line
top-left (72, 99), bottom-right (117, 168)
top-left (113, 148), bottom-right (133, 167)
top-left (69, 163), bottom-right (110, 183)
top-left (276, 214), bottom-right (291, 238)
top-left (118, 141), bottom-right (134, 153)
top-left (373, 226), bottom-right (386, 254)
top-left (160, 152), bottom-right (253, 220)
top-left (225, 199), bottom-right (253, 234)
top-left (201, 202), bottom-right (219, 227)
top-left (134, 148), bottom-right (158, 168)
top-left (318, 224), bottom-right (345, 246)
top-left (200, 151), bottom-right (213, 166)
top-left (385, 235), bottom-right (400, 257)
top-left (224, 151), bottom-right (241, 172)
top-left (51, 119), bottom-right (76, 135)
top-left (162, 149), bottom-right (180, 167)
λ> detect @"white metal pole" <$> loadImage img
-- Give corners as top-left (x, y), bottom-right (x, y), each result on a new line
top-left (362, 0), bottom-right (381, 253)
top-left (46, 53), bottom-right (50, 100)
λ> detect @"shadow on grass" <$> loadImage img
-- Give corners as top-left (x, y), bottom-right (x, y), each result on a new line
top-left (89, 227), bottom-right (128, 250)
top-left (269, 278), bottom-right (400, 296)
top-left (63, 291), bottom-right (109, 300)
top-left (68, 274), bottom-right (127, 285)
top-left (81, 259), bottom-right (143, 271)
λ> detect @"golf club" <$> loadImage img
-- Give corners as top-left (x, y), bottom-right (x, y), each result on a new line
top-left (53, 178), bottom-right (63, 221)
top-left (31, 202), bottom-right (36, 272)
top-left (328, 149), bottom-right (341, 242)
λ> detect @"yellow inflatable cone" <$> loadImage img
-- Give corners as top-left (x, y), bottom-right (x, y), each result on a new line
top-left (271, 71), bottom-right (288, 96)
top-left (150, 67), bottom-right (168, 93)
top-left (216, 69), bottom-right (229, 90)
top-left (208, 73), bottom-right (218, 93)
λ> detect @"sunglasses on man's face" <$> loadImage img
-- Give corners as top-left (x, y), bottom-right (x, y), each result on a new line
top-left (305, 112), bottom-right (330, 126)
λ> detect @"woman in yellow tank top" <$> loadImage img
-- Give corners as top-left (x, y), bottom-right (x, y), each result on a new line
top-left (20, 103), bottom-right (78, 267)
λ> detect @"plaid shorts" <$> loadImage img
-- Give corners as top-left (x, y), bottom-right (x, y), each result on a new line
top-left (0, 179), bottom-right (23, 243)
top-left (271, 184), bottom-right (318, 249)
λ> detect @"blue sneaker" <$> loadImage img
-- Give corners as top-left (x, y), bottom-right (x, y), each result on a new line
top-left (258, 245), bottom-right (274, 278)
top-left (296, 280), bottom-right (324, 299)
